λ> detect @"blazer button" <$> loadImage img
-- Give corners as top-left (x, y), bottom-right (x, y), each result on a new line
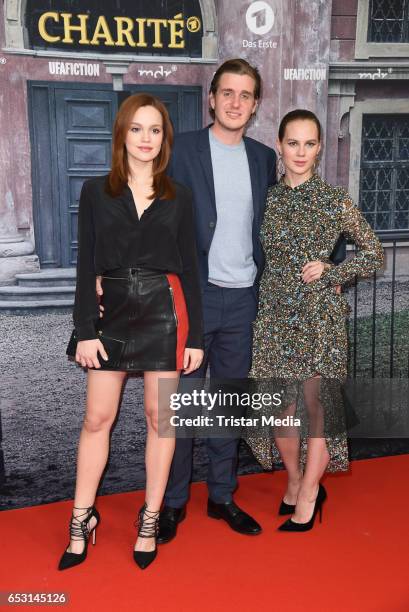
top-left (209, 221), bottom-right (215, 228)
top-left (202, 250), bottom-right (207, 255)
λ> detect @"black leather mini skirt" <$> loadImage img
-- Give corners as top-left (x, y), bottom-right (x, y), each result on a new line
top-left (98, 267), bottom-right (188, 372)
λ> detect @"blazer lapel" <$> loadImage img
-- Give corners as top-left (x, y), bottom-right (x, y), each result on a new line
top-left (198, 127), bottom-right (217, 217)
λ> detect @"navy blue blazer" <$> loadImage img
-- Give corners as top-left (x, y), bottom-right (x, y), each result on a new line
top-left (167, 126), bottom-right (277, 291)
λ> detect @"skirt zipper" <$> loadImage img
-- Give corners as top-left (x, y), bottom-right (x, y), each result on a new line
top-left (101, 275), bottom-right (128, 280)
top-left (169, 286), bottom-right (178, 325)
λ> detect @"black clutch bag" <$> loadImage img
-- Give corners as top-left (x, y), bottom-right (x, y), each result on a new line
top-left (66, 330), bottom-right (126, 369)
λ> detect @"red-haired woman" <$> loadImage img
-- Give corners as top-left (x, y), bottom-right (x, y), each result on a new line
top-left (59, 94), bottom-right (203, 571)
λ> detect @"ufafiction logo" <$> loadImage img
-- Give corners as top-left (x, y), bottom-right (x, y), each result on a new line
top-left (48, 61), bottom-right (100, 76)
top-left (284, 67), bottom-right (327, 81)
top-left (246, 1), bottom-right (274, 35)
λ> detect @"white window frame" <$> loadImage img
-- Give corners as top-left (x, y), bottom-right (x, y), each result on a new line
top-left (355, 0), bottom-right (409, 59)
top-left (349, 99), bottom-right (409, 234)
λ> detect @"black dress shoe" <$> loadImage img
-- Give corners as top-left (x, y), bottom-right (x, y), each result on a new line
top-left (157, 506), bottom-right (186, 544)
top-left (207, 499), bottom-right (262, 535)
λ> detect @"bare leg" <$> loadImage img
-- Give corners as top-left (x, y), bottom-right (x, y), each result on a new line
top-left (274, 401), bottom-right (302, 504)
top-left (69, 370), bottom-right (126, 553)
top-left (291, 377), bottom-right (329, 523)
top-left (134, 371), bottom-right (179, 553)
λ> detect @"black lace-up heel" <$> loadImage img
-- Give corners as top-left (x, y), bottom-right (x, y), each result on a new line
top-left (133, 504), bottom-right (160, 569)
top-left (58, 506), bottom-right (100, 571)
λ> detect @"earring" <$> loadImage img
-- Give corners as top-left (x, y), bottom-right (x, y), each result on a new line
top-left (313, 156), bottom-right (321, 174)
top-left (277, 156), bottom-right (285, 177)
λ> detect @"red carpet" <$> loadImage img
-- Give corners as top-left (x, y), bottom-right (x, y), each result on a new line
top-left (1, 455), bottom-right (408, 612)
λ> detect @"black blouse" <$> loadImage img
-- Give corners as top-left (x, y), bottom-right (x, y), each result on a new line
top-left (73, 175), bottom-right (203, 348)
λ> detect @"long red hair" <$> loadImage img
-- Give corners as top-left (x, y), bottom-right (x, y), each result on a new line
top-left (107, 93), bottom-right (175, 200)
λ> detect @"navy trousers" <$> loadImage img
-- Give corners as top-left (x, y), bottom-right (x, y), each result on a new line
top-left (164, 283), bottom-right (257, 507)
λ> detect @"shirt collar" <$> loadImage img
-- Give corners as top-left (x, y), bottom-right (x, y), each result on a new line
top-left (279, 173), bottom-right (321, 194)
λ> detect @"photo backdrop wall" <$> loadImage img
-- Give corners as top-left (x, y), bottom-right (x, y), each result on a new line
top-left (1, 0), bottom-right (408, 509)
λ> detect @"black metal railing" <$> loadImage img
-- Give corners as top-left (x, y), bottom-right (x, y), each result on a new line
top-left (347, 235), bottom-right (409, 379)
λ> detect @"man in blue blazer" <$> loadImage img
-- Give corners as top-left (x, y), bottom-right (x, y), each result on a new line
top-left (158, 59), bottom-right (277, 542)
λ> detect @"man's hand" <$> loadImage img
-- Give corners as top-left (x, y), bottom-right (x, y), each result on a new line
top-left (183, 348), bottom-right (204, 375)
top-left (76, 339), bottom-right (108, 369)
top-left (96, 275), bottom-right (104, 318)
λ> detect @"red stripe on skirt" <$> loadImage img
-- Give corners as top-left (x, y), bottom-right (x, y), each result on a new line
top-left (166, 274), bottom-right (189, 371)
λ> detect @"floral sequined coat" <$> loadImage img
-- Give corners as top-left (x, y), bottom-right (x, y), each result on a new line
top-left (250, 174), bottom-right (384, 380)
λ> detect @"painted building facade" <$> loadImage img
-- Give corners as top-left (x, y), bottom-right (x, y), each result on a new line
top-left (0, 0), bottom-right (408, 288)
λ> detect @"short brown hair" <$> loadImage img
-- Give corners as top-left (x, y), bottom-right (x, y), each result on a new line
top-left (209, 59), bottom-right (261, 119)
top-left (107, 93), bottom-right (175, 200)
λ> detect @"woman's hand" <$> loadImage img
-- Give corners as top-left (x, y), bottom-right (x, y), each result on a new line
top-left (96, 276), bottom-right (104, 318)
top-left (76, 339), bottom-right (108, 369)
top-left (183, 348), bottom-right (204, 375)
top-left (302, 261), bottom-right (326, 283)
top-left (302, 261), bottom-right (342, 294)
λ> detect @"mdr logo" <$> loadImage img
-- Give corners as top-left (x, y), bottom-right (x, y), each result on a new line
top-left (243, 1), bottom-right (278, 50)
